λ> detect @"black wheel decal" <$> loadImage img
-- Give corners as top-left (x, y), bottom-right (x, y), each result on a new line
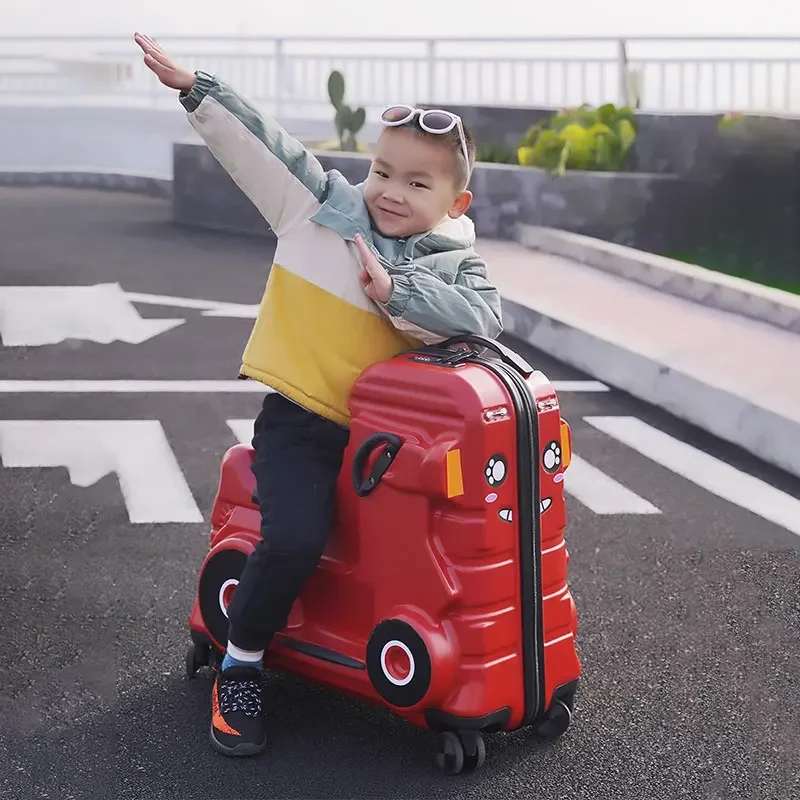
top-left (366, 619), bottom-right (432, 708)
top-left (198, 548), bottom-right (249, 649)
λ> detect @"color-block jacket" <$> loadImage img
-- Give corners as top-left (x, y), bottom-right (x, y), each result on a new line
top-left (180, 72), bottom-right (503, 427)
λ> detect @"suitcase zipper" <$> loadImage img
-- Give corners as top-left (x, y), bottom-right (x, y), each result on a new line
top-left (472, 355), bottom-right (545, 727)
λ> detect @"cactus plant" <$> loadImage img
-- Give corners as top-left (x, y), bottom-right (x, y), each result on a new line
top-left (327, 70), bottom-right (366, 152)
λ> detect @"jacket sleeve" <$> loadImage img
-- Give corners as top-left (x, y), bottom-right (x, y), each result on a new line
top-left (179, 72), bottom-right (328, 237)
top-left (377, 254), bottom-right (504, 345)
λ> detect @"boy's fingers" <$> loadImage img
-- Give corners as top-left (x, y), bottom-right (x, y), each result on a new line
top-left (136, 33), bottom-right (163, 54)
top-left (354, 236), bottom-right (380, 270)
top-left (150, 51), bottom-right (174, 69)
top-left (134, 33), bottom-right (156, 55)
top-left (362, 260), bottom-right (382, 281)
top-left (144, 59), bottom-right (172, 84)
top-left (143, 53), bottom-right (165, 73)
top-left (135, 33), bottom-right (173, 67)
top-left (141, 42), bottom-right (173, 67)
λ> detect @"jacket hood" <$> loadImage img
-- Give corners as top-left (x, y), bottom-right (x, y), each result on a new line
top-left (410, 213), bottom-right (476, 255)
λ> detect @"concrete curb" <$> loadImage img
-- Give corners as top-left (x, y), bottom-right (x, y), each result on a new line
top-left (515, 223), bottom-right (800, 334)
top-left (500, 296), bottom-right (800, 480)
top-left (0, 169), bottom-right (173, 199)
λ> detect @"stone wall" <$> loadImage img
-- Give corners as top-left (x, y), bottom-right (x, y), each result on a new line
top-left (173, 141), bottom-right (689, 252)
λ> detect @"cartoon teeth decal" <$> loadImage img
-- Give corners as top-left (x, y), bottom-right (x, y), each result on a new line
top-left (499, 508), bottom-right (513, 522)
top-left (485, 454), bottom-right (507, 487)
top-left (540, 497), bottom-right (552, 513)
top-left (542, 441), bottom-right (562, 473)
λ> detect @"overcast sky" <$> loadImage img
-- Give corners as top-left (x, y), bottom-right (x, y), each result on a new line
top-left (1, 0), bottom-right (797, 39)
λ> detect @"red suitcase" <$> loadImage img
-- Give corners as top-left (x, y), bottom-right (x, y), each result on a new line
top-left (186, 335), bottom-right (581, 773)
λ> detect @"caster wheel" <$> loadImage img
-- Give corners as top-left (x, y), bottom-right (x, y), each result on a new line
top-left (460, 732), bottom-right (486, 771)
top-left (185, 643), bottom-right (210, 679)
top-left (535, 698), bottom-right (572, 740)
top-left (434, 731), bottom-right (465, 774)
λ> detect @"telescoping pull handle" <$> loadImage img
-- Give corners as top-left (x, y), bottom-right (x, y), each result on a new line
top-left (440, 334), bottom-right (534, 378)
top-left (351, 432), bottom-right (403, 497)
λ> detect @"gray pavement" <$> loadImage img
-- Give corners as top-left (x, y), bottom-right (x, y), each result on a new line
top-left (1, 187), bottom-right (799, 800)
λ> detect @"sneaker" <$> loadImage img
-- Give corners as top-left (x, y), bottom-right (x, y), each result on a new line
top-left (209, 666), bottom-right (267, 757)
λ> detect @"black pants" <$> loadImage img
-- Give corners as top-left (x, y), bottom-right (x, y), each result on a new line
top-left (226, 392), bottom-right (350, 652)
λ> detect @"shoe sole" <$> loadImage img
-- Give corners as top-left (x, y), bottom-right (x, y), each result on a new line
top-left (209, 725), bottom-right (267, 757)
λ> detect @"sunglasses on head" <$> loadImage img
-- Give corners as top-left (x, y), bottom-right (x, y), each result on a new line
top-left (379, 104), bottom-right (471, 184)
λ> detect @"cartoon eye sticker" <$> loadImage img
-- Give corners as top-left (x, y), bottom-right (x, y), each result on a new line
top-left (485, 454), bottom-right (507, 487)
top-left (542, 440), bottom-right (562, 473)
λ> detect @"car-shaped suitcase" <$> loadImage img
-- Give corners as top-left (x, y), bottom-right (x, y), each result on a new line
top-left (185, 335), bottom-right (581, 773)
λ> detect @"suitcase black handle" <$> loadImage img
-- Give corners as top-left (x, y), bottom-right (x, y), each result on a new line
top-left (352, 432), bottom-right (403, 497)
top-left (440, 335), bottom-right (534, 378)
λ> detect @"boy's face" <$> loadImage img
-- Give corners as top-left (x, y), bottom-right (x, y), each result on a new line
top-left (363, 127), bottom-right (472, 238)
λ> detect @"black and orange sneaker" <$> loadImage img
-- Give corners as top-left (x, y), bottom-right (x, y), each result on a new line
top-left (209, 666), bottom-right (267, 757)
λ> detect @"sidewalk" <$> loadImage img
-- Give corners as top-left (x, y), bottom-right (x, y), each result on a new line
top-left (478, 238), bottom-right (800, 480)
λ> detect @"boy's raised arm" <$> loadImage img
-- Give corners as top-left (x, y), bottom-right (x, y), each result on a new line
top-left (134, 32), bottom-right (328, 237)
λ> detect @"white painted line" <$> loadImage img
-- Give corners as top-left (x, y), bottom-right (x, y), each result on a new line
top-left (202, 304), bottom-right (261, 318)
top-left (125, 291), bottom-right (230, 311)
top-left (564, 454), bottom-right (661, 515)
top-left (552, 380), bottom-right (609, 393)
top-left (0, 284), bottom-right (184, 346)
top-left (227, 419), bottom-right (254, 445)
top-left (0, 420), bottom-right (203, 524)
top-left (0, 380), bottom-right (601, 394)
top-left (0, 380), bottom-right (271, 393)
top-left (584, 416), bottom-right (800, 538)
top-left (126, 291), bottom-right (258, 318)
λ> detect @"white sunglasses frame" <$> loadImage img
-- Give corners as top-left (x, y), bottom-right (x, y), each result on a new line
top-left (379, 104), bottom-right (472, 185)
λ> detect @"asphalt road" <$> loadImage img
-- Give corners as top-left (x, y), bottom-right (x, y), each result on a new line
top-left (1, 187), bottom-right (799, 800)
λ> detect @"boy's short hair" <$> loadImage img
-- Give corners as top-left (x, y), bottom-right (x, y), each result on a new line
top-left (392, 109), bottom-right (476, 190)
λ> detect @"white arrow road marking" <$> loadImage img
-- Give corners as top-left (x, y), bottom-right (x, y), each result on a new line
top-left (584, 415), bottom-right (800, 537)
top-left (201, 304), bottom-right (261, 318)
top-left (126, 291), bottom-right (259, 318)
top-left (0, 284), bottom-right (185, 346)
top-left (0, 420), bottom-right (203, 524)
top-left (564, 454), bottom-right (661, 514)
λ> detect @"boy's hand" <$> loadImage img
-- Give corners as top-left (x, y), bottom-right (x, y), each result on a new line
top-left (354, 234), bottom-right (393, 304)
top-left (134, 32), bottom-right (196, 93)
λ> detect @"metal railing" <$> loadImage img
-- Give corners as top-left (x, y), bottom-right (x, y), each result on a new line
top-left (1, 35), bottom-right (799, 118)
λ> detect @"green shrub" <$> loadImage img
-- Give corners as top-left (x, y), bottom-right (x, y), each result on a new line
top-left (327, 70), bottom-right (366, 152)
top-left (475, 141), bottom-right (518, 164)
top-left (517, 103), bottom-right (637, 174)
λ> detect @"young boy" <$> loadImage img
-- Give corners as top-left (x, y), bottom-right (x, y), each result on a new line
top-left (134, 32), bottom-right (502, 757)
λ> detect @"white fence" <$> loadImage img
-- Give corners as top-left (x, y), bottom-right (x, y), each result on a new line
top-left (1, 35), bottom-right (799, 118)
